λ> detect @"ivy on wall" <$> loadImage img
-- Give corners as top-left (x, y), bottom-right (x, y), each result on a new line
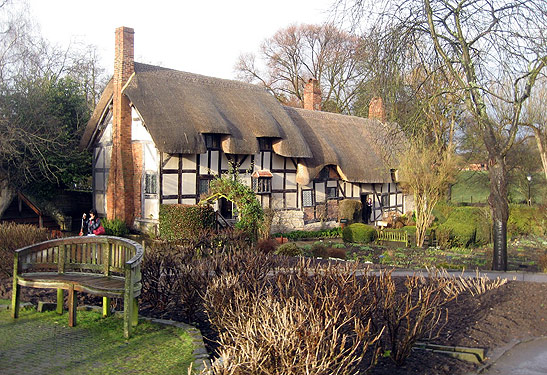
top-left (200, 173), bottom-right (264, 241)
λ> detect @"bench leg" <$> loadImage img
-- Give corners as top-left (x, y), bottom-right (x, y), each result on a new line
top-left (68, 284), bottom-right (77, 327)
top-left (11, 279), bottom-right (20, 319)
top-left (56, 289), bottom-right (64, 315)
top-left (131, 297), bottom-right (138, 327)
top-left (102, 297), bottom-right (111, 317)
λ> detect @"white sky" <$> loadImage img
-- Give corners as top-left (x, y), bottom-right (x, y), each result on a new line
top-left (28, 0), bottom-right (335, 80)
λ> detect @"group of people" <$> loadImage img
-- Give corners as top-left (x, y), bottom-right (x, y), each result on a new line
top-left (80, 209), bottom-right (104, 236)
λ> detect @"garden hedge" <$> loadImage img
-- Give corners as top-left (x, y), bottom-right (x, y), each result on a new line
top-left (339, 199), bottom-right (362, 224)
top-left (436, 206), bottom-right (490, 247)
top-left (159, 204), bottom-right (216, 240)
top-left (507, 204), bottom-right (546, 237)
top-left (342, 223), bottom-right (376, 243)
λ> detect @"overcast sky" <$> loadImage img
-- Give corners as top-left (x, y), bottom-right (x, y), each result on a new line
top-left (28, 0), bottom-right (335, 80)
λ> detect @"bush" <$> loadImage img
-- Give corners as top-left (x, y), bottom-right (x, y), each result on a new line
top-left (311, 243), bottom-right (328, 258)
top-left (275, 242), bottom-right (303, 257)
top-left (342, 223), bottom-right (376, 243)
top-left (339, 199), bottom-right (362, 224)
top-left (436, 206), bottom-right (490, 248)
top-left (158, 204), bottom-right (215, 241)
top-left (273, 227), bottom-right (342, 240)
top-left (102, 218), bottom-right (129, 236)
top-left (256, 238), bottom-right (278, 254)
top-left (325, 247), bottom-right (346, 259)
top-left (0, 223), bottom-right (51, 278)
top-left (508, 204), bottom-right (547, 238)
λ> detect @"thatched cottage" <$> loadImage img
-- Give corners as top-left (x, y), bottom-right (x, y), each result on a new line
top-left (80, 27), bottom-right (410, 233)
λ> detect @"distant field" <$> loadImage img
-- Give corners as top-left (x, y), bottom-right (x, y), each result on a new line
top-left (450, 171), bottom-right (546, 205)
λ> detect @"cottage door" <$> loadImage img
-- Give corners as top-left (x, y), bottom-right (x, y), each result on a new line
top-left (219, 197), bottom-right (233, 220)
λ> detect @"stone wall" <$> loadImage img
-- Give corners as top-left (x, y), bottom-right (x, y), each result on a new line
top-left (270, 209), bottom-right (305, 233)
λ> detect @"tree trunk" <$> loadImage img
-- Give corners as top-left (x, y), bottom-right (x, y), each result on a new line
top-left (488, 157), bottom-right (509, 271)
top-left (533, 128), bottom-right (547, 182)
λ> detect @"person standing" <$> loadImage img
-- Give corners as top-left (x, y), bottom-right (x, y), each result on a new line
top-left (82, 209), bottom-right (103, 235)
top-left (363, 197), bottom-right (373, 224)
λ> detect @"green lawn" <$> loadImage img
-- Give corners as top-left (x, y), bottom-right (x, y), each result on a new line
top-left (450, 170), bottom-right (546, 204)
top-left (0, 306), bottom-right (196, 375)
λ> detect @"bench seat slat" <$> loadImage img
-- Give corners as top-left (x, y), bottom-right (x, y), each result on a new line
top-left (18, 272), bottom-right (126, 297)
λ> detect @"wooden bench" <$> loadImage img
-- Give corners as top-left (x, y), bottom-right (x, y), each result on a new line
top-left (376, 228), bottom-right (411, 247)
top-left (11, 236), bottom-right (144, 338)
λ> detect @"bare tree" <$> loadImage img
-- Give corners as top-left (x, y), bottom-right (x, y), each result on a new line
top-left (235, 23), bottom-right (371, 114)
top-left (521, 78), bottom-right (547, 182)
top-left (342, 0), bottom-right (547, 270)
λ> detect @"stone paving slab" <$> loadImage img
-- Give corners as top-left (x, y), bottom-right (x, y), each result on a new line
top-left (0, 305), bottom-right (209, 374)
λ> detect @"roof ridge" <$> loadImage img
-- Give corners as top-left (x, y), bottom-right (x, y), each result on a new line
top-left (134, 61), bottom-right (265, 92)
top-left (283, 106), bottom-right (374, 122)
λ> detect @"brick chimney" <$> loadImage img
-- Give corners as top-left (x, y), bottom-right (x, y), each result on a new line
top-left (369, 97), bottom-right (386, 122)
top-left (107, 27), bottom-right (136, 226)
top-left (303, 78), bottom-right (321, 111)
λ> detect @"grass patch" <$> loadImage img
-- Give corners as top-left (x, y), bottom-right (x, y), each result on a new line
top-left (0, 308), bottom-right (195, 375)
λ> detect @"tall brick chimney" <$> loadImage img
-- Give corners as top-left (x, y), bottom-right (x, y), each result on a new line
top-left (303, 78), bottom-right (321, 111)
top-left (369, 97), bottom-right (386, 122)
top-left (107, 27), bottom-right (136, 226)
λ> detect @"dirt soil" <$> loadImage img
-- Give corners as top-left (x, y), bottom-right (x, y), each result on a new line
top-left (368, 281), bottom-right (547, 374)
top-left (2, 278), bottom-right (546, 374)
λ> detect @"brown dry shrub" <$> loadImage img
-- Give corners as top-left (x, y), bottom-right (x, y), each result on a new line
top-left (375, 270), bottom-right (460, 365)
top-left (538, 252), bottom-right (547, 273)
top-left (0, 223), bottom-right (51, 278)
top-left (255, 238), bottom-right (277, 254)
top-left (325, 247), bottom-right (346, 259)
top-left (203, 261), bottom-right (383, 375)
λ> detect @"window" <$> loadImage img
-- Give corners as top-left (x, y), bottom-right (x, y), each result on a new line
top-left (381, 194), bottom-right (389, 207)
top-left (204, 134), bottom-right (220, 150)
top-left (302, 190), bottom-right (314, 207)
top-left (199, 178), bottom-right (211, 195)
top-left (326, 186), bottom-right (338, 199)
top-left (144, 173), bottom-right (157, 195)
top-left (258, 137), bottom-right (272, 151)
top-left (252, 177), bottom-right (272, 193)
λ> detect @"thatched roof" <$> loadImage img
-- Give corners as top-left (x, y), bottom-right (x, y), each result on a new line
top-left (81, 62), bottom-right (401, 184)
top-left (285, 107), bottom-right (396, 184)
top-left (121, 63), bottom-right (311, 157)
top-left (80, 79), bottom-right (113, 149)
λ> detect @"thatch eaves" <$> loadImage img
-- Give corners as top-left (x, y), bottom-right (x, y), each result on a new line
top-left (80, 79), bottom-right (113, 150)
top-left (122, 63), bottom-right (312, 157)
top-left (286, 107), bottom-right (398, 184)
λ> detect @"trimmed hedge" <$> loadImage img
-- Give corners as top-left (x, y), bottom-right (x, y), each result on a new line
top-left (436, 206), bottom-right (490, 247)
top-left (275, 242), bottom-right (303, 256)
top-left (159, 204), bottom-right (216, 240)
top-left (339, 199), bottom-right (362, 224)
top-left (273, 227), bottom-right (342, 240)
top-left (342, 223), bottom-right (376, 243)
top-left (508, 204), bottom-right (546, 238)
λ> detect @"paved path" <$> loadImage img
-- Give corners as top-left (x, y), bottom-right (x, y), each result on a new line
top-left (480, 337), bottom-right (547, 375)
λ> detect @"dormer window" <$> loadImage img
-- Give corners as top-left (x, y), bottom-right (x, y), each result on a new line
top-left (204, 134), bottom-right (221, 150)
top-left (258, 137), bottom-right (273, 151)
top-left (252, 170), bottom-right (272, 194)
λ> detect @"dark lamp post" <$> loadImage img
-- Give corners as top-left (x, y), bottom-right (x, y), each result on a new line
top-left (526, 174), bottom-right (532, 206)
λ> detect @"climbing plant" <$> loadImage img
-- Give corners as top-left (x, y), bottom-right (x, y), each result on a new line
top-left (200, 172), bottom-right (264, 241)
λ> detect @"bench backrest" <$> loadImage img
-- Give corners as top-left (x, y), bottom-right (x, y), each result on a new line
top-left (14, 236), bottom-right (144, 293)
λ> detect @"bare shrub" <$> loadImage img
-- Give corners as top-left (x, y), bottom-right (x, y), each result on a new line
top-left (255, 238), bottom-right (277, 254)
top-left (203, 260), bottom-right (384, 375)
top-left (435, 269), bottom-right (508, 297)
top-left (0, 223), bottom-right (51, 278)
top-left (374, 270), bottom-right (459, 365)
top-left (325, 247), bottom-right (346, 259)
